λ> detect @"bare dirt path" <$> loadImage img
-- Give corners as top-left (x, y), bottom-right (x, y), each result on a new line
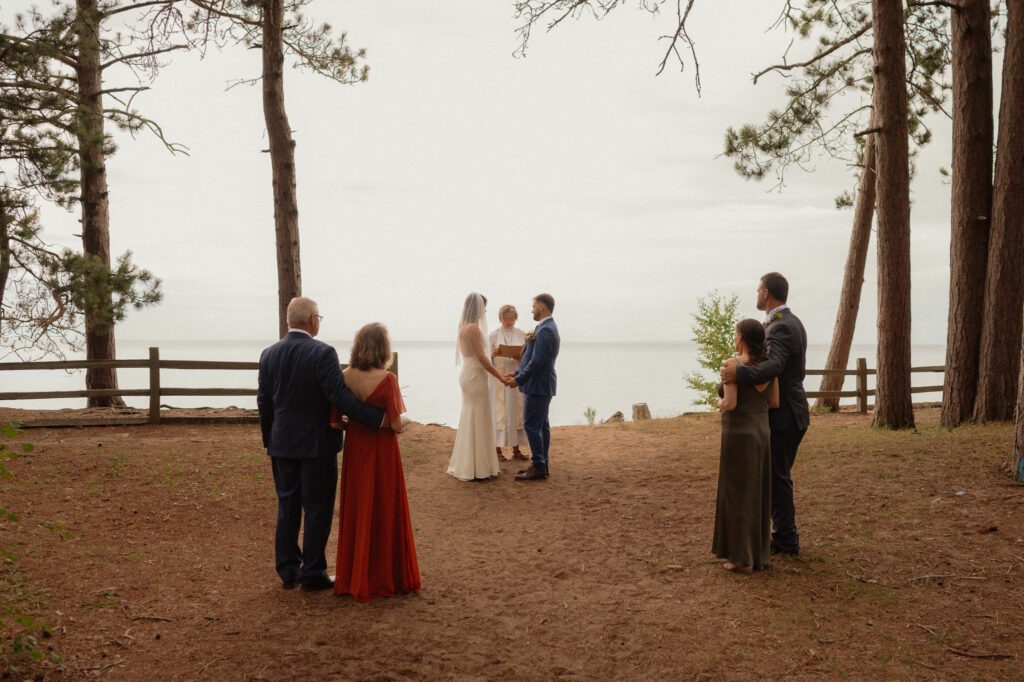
top-left (2, 406), bottom-right (1022, 679)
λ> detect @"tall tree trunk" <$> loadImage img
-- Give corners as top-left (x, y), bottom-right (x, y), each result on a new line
top-left (262, 0), bottom-right (301, 339)
top-left (1015, 322), bottom-right (1024, 481)
top-left (0, 204), bottom-right (9, 340)
top-left (75, 0), bottom-right (124, 408)
top-left (942, 0), bottom-right (993, 427)
top-left (974, 0), bottom-right (1024, 422)
top-left (871, 0), bottom-right (914, 429)
top-left (815, 129), bottom-right (876, 412)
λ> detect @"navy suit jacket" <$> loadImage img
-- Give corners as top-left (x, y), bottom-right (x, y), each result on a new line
top-left (515, 317), bottom-right (560, 396)
top-left (734, 309), bottom-right (810, 433)
top-left (257, 331), bottom-right (385, 459)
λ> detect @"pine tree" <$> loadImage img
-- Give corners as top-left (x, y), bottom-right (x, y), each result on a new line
top-left (0, 2), bottom-right (196, 395)
top-left (188, 0), bottom-right (369, 337)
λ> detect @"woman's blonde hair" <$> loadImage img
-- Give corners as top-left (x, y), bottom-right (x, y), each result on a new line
top-left (349, 322), bottom-right (393, 370)
top-left (498, 304), bottom-right (517, 322)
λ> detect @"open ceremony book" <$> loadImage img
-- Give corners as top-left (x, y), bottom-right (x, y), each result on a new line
top-left (497, 344), bottom-right (523, 359)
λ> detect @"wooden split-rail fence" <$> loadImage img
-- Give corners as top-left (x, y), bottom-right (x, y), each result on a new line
top-left (0, 348), bottom-right (941, 427)
top-left (0, 347), bottom-right (398, 427)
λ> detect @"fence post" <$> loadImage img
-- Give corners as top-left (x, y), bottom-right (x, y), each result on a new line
top-left (391, 351), bottom-right (398, 382)
top-left (149, 346), bottom-right (161, 425)
top-left (856, 357), bottom-right (868, 414)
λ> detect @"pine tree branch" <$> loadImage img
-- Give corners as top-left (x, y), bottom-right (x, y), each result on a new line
top-left (908, 73), bottom-right (952, 119)
top-left (188, 0), bottom-right (260, 28)
top-left (100, 0), bottom-right (187, 19)
top-left (100, 44), bottom-right (185, 70)
top-left (102, 109), bottom-right (188, 155)
top-left (909, 1), bottom-right (961, 9)
top-left (753, 22), bottom-right (872, 84)
top-left (656, 0), bottom-right (701, 95)
top-left (96, 86), bottom-right (150, 96)
top-left (854, 126), bottom-right (882, 138)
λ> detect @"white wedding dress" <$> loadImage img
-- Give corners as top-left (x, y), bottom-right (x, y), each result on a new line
top-left (446, 335), bottom-right (500, 481)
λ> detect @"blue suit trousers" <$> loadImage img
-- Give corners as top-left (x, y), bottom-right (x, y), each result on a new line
top-left (523, 394), bottom-right (553, 469)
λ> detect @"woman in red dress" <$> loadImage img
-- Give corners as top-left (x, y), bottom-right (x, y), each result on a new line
top-left (333, 323), bottom-right (420, 601)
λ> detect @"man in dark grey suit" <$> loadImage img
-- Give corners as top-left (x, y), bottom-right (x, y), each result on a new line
top-left (721, 273), bottom-right (809, 555)
top-left (257, 297), bottom-right (387, 590)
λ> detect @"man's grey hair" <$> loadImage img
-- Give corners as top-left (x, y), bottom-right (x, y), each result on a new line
top-left (286, 297), bottom-right (318, 328)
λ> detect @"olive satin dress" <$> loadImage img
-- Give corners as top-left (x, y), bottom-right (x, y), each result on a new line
top-left (712, 382), bottom-right (772, 569)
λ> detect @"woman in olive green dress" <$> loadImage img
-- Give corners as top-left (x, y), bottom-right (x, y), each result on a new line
top-left (713, 319), bottom-right (779, 572)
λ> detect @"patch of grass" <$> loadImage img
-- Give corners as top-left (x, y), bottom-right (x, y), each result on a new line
top-left (235, 450), bottom-right (265, 465)
top-left (155, 458), bottom-right (190, 492)
top-left (105, 453), bottom-right (128, 477)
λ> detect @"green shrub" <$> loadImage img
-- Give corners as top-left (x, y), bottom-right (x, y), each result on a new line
top-left (683, 291), bottom-right (740, 408)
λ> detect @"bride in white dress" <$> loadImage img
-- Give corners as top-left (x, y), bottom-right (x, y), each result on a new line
top-left (447, 292), bottom-right (507, 481)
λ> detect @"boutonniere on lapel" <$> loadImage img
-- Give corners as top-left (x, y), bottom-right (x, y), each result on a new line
top-left (524, 330), bottom-right (537, 344)
top-left (771, 312), bottom-right (784, 323)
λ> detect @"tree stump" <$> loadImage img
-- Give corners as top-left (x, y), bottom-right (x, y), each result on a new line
top-left (632, 403), bottom-right (651, 421)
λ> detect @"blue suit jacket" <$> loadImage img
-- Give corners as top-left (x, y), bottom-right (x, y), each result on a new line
top-left (257, 331), bottom-right (385, 459)
top-left (515, 317), bottom-right (560, 396)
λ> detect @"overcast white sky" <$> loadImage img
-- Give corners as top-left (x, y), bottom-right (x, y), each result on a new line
top-left (14, 1), bottom-right (957, 346)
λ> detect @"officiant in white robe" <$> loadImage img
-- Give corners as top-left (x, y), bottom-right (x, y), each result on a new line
top-left (489, 305), bottom-right (529, 461)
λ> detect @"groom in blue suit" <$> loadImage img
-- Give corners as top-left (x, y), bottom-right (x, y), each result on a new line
top-left (257, 297), bottom-right (387, 590)
top-left (508, 293), bottom-right (560, 481)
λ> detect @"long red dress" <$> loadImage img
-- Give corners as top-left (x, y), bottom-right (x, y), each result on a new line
top-left (334, 372), bottom-right (420, 601)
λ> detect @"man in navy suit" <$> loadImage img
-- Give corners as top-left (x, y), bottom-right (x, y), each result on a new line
top-left (507, 293), bottom-right (560, 481)
top-left (721, 272), bottom-right (809, 556)
top-left (257, 297), bottom-right (388, 590)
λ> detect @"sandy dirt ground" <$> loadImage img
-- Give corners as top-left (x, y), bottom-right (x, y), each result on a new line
top-left (1, 406), bottom-right (1023, 680)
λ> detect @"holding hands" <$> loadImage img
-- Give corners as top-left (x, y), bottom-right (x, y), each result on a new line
top-left (500, 373), bottom-right (518, 388)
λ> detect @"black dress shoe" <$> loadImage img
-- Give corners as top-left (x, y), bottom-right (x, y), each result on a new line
top-left (770, 544), bottom-right (798, 557)
top-left (300, 574), bottom-right (335, 591)
top-left (515, 465), bottom-right (548, 481)
top-left (282, 578), bottom-right (298, 590)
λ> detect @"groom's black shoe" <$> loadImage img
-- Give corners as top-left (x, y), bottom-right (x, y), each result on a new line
top-left (770, 543), bottom-right (798, 557)
top-left (515, 465), bottom-right (548, 481)
top-left (282, 578), bottom-right (298, 590)
top-left (300, 573), bottom-right (335, 591)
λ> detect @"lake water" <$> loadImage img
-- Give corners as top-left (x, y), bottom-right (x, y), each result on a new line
top-left (1, 340), bottom-right (948, 426)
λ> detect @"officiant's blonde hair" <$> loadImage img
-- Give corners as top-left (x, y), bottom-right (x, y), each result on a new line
top-left (498, 304), bottom-right (517, 321)
top-left (350, 322), bottom-right (393, 371)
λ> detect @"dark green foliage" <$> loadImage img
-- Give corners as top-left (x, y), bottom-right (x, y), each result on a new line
top-left (723, 0), bottom-right (952, 190)
top-left (0, 3), bottom-right (174, 359)
top-left (47, 250), bottom-right (162, 335)
top-left (684, 291), bottom-right (740, 408)
top-left (189, 0), bottom-right (370, 85)
top-left (0, 16), bottom-right (83, 357)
